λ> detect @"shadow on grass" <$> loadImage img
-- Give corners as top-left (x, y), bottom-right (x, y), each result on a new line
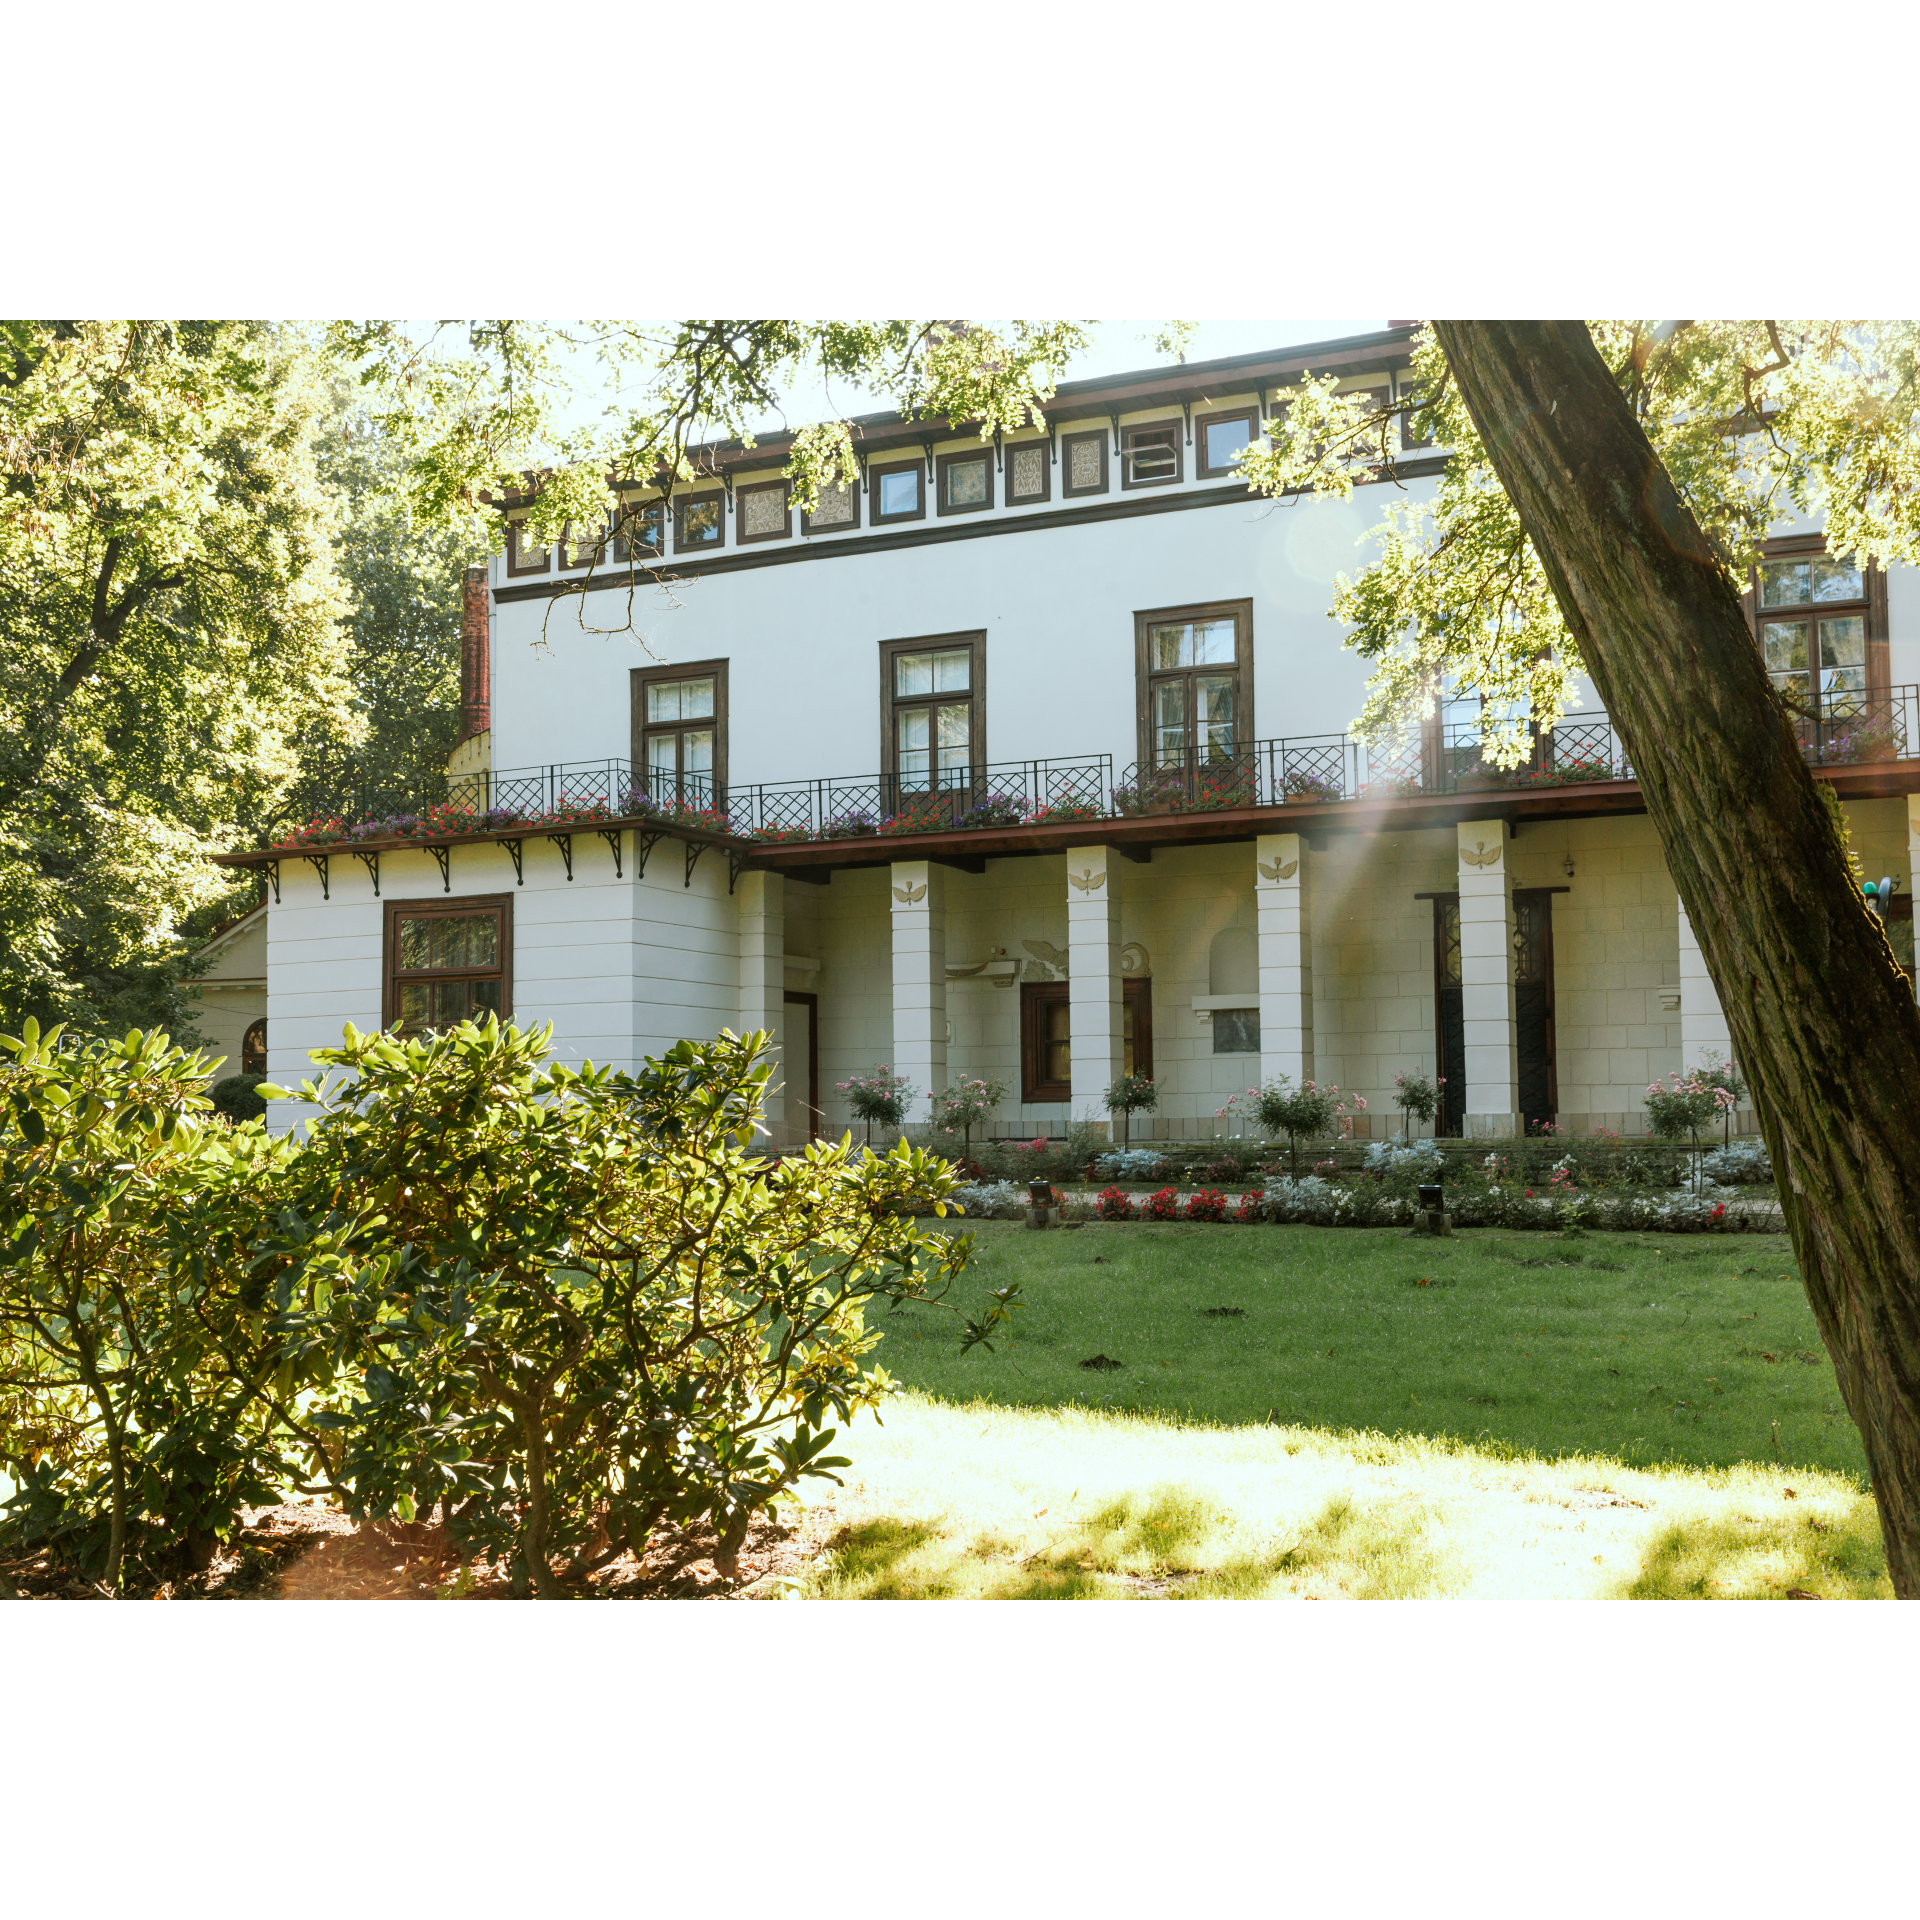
top-left (806, 1487), bottom-right (1459, 1600)
top-left (1613, 1500), bottom-right (1890, 1600)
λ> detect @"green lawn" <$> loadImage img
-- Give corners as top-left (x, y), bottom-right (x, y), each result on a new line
top-left (870, 1221), bottom-right (1865, 1480)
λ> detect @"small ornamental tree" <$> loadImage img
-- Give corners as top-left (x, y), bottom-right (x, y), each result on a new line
top-left (1392, 1069), bottom-right (1442, 1139)
top-left (1225, 1075), bottom-right (1364, 1179)
top-left (1103, 1071), bottom-right (1159, 1146)
top-left (270, 1020), bottom-right (1016, 1597)
top-left (929, 1075), bottom-right (1009, 1156)
top-left (1644, 1069), bottom-right (1737, 1188)
top-left (836, 1064), bottom-right (916, 1146)
top-left (1694, 1051), bottom-right (1748, 1146)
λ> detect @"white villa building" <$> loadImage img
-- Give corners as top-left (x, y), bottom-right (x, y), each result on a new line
top-left (225, 326), bottom-right (1920, 1143)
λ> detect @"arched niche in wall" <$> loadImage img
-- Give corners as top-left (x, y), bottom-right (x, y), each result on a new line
top-left (1208, 926), bottom-right (1257, 998)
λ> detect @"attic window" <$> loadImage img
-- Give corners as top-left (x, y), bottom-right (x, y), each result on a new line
top-left (1122, 421), bottom-right (1181, 488)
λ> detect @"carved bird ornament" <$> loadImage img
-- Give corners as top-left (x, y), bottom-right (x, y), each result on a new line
top-left (1460, 840), bottom-right (1502, 869)
top-left (1069, 868), bottom-right (1106, 893)
top-left (1258, 858), bottom-right (1299, 883)
top-left (891, 881), bottom-right (927, 904)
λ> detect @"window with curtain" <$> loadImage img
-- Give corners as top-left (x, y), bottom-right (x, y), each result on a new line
top-left (385, 897), bottom-right (511, 1035)
top-left (640, 673), bottom-right (717, 806)
top-left (885, 638), bottom-right (981, 793)
top-left (1755, 551), bottom-right (1872, 719)
top-left (1142, 611), bottom-right (1243, 767)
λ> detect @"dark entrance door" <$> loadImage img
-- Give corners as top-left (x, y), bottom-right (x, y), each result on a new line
top-left (1432, 890), bottom-right (1556, 1135)
top-left (1513, 889), bottom-right (1558, 1133)
top-left (782, 990), bottom-right (820, 1139)
top-left (1433, 897), bottom-right (1465, 1137)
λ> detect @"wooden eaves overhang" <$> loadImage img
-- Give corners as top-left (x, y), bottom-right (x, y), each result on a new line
top-left (213, 759), bottom-right (1920, 901)
top-left (478, 326), bottom-right (1424, 511)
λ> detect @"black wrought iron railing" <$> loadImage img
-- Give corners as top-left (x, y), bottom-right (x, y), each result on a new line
top-left (263, 687), bottom-right (1920, 852)
top-left (728, 755), bottom-right (1113, 840)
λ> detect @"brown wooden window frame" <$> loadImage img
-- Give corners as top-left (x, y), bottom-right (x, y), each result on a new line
top-left (1003, 436), bottom-right (1052, 507)
top-left (735, 477), bottom-right (792, 545)
top-left (1133, 598), bottom-right (1255, 769)
top-left (562, 517), bottom-right (611, 570)
top-left (672, 491), bottom-right (726, 556)
top-left (935, 446), bottom-right (994, 518)
top-left (632, 658), bottom-right (729, 807)
top-left (612, 498), bottom-right (665, 563)
top-left (240, 1017), bottom-right (267, 1077)
top-left (1020, 977), bottom-right (1152, 1103)
top-left (506, 519), bottom-right (551, 577)
top-left (1196, 406), bottom-right (1259, 480)
top-left (880, 632), bottom-right (985, 793)
top-left (1120, 417), bottom-right (1183, 490)
top-left (869, 457), bottom-right (926, 525)
top-left (1744, 533), bottom-right (1889, 713)
top-left (1060, 428), bottom-right (1109, 498)
top-left (800, 478), bottom-right (862, 537)
top-left (383, 892), bottom-right (513, 1034)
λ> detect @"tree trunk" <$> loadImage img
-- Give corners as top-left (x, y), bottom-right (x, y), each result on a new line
top-left (1434, 320), bottom-right (1920, 1596)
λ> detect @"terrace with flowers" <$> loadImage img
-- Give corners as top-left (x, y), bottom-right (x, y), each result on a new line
top-left (217, 686), bottom-right (1920, 893)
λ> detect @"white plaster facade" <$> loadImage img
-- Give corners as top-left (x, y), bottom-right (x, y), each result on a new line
top-left (244, 330), bottom-right (1920, 1142)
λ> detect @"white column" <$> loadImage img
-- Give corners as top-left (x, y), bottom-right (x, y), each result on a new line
top-left (1676, 892), bottom-right (1733, 1073)
top-left (736, 869), bottom-right (785, 1140)
top-left (889, 858), bottom-right (945, 1127)
top-left (1066, 845), bottom-right (1123, 1134)
top-left (1256, 831), bottom-right (1312, 1086)
top-left (1458, 819), bottom-right (1517, 1137)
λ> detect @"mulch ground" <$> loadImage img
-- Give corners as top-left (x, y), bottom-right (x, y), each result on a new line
top-left (1, 1499), bottom-right (843, 1601)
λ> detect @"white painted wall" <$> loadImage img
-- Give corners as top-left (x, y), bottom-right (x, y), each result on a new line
top-left (488, 472), bottom-right (1423, 790)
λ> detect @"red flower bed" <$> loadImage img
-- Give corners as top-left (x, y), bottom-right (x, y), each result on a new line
top-left (1095, 1184), bottom-right (1134, 1220)
top-left (1186, 1188), bottom-right (1228, 1222)
top-left (1144, 1186), bottom-right (1182, 1221)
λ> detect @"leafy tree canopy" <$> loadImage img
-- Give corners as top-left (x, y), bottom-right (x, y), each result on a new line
top-left (326, 319), bottom-right (1097, 548)
top-left (0, 321), bottom-right (354, 1031)
top-left (1237, 322), bottom-right (1920, 762)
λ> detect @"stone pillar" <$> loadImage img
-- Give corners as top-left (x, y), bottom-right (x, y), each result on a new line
top-left (889, 858), bottom-right (945, 1127)
top-left (1256, 831), bottom-right (1312, 1086)
top-left (1066, 845), bottom-right (1123, 1134)
top-left (1458, 819), bottom-right (1517, 1136)
top-left (1676, 892), bottom-right (1733, 1073)
top-left (736, 869), bottom-right (785, 1140)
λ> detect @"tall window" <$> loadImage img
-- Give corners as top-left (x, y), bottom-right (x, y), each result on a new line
top-left (385, 895), bottom-right (511, 1035)
top-left (882, 634), bottom-right (983, 793)
top-left (1020, 979), bottom-right (1152, 1102)
top-left (1752, 544), bottom-right (1881, 720)
top-left (633, 661), bottom-right (726, 807)
top-left (1136, 602), bottom-right (1250, 768)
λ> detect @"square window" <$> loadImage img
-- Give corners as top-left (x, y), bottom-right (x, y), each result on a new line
top-left (612, 501), bottom-right (663, 561)
top-left (1122, 421), bottom-right (1181, 488)
top-left (507, 520), bottom-right (550, 575)
top-left (1197, 409), bottom-right (1257, 479)
top-left (564, 519), bottom-right (609, 569)
top-left (1061, 429), bottom-right (1108, 498)
top-left (1006, 441), bottom-right (1050, 505)
top-left (895, 647), bottom-right (970, 696)
top-left (802, 480), bottom-right (859, 534)
top-left (386, 895), bottom-right (511, 1035)
top-left (872, 461), bottom-right (925, 522)
top-left (737, 479), bottom-right (790, 543)
top-left (936, 449), bottom-right (992, 516)
top-left (1212, 1008), bottom-right (1260, 1054)
top-left (674, 494), bottom-right (724, 554)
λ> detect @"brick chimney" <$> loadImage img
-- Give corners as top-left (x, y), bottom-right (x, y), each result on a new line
top-left (458, 564), bottom-right (491, 743)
